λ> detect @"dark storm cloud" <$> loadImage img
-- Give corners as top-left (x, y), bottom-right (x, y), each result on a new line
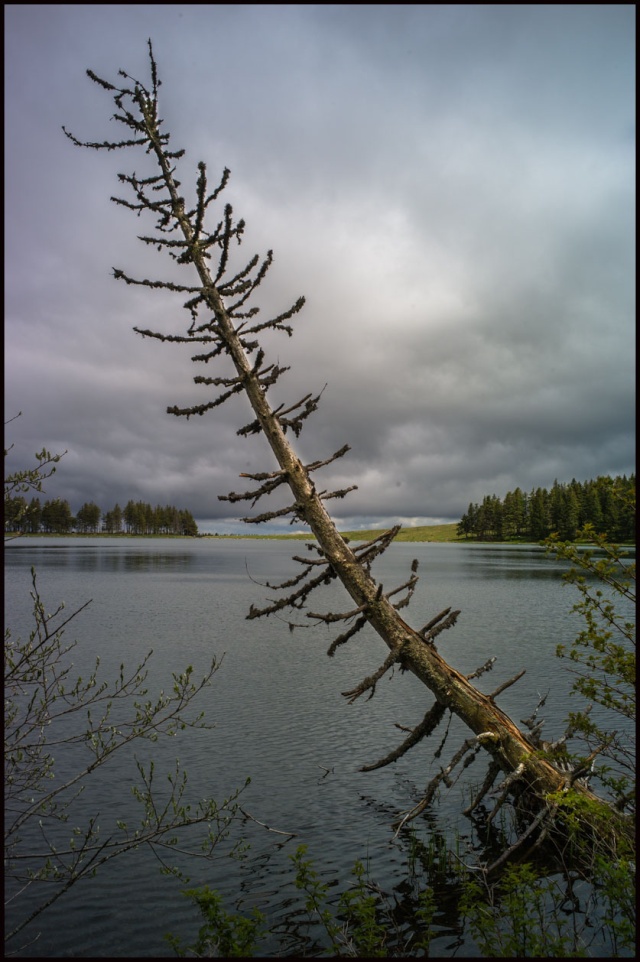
top-left (5, 5), bottom-right (634, 532)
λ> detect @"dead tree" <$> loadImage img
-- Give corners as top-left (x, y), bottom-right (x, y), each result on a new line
top-left (63, 43), bottom-right (633, 857)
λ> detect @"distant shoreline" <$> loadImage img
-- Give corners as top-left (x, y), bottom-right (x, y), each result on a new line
top-left (7, 524), bottom-right (463, 542)
top-left (7, 528), bottom-right (633, 547)
top-left (7, 523), bottom-right (462, 543)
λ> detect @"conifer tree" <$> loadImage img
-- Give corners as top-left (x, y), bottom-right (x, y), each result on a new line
top-left (63, 42), bottom-right (633, 857)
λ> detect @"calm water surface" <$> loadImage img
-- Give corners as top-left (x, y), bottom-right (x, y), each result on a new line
top-left (4, 538), bottom-right (631, 956)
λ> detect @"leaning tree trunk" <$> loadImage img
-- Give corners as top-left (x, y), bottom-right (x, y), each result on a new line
top-left (64, 43), bottom-right (634, 858)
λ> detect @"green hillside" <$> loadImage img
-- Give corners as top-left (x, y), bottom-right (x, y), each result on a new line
top-left (340, 523), bottom-right (462, 543)
top-left (218, 522), bottom-right (463, 542)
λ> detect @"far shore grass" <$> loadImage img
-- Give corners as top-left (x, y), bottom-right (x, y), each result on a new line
top-left (10, 523), bottom-right (463, 542)
top-left (10, 525), bottom-right (635, 546)
top-left (250, 522), bottom-right (466, 542)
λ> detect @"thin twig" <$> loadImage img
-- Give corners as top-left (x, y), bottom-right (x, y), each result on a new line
top-left (239, 808), bottom-right (298, 837)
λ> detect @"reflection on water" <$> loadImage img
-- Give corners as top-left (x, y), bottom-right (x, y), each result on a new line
top-left (27, 548), bottom-right (195, 572)
top-left (8, 542), bottom-right (201, 573)
top-left (4, 538), bottom-right (634, 956)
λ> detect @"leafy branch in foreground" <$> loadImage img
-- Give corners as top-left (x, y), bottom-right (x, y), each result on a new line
top-left (63, 40), bottom-right (633, 868)
top-left (4, 412), bottom-right (66, 542)
top-left (4, 569), bottom-right (244, 946)
top-left (4, 440), bottom-right (245, 949)
top-left (167, 836), bottom-right (634, 957)
top-left (166, 843), bottom-right (435, 958)
top-left (165, 886), bottom-right (266, 958)
top-left (545, 516), bottom-right (636, 815)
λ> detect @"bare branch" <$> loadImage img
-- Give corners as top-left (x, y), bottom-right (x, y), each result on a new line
top-left (488, 669), bottom-right (526, 700)
top-left (247, 563), bottom-right (338, 620)
top-left (393, 735), bottom-right (488, 836)
top-left (341, 648), bottom-right (402, 704)
top-left (486, 762), bottom-right (526, 825)
top-left (462, 760), bottom-right (502, 815)
top-left (327, 615), bottom-right (368, 657)
top-left (360, 701), bottom-right (447, 772)
top-left (307, 602), bottom-right (367, 623)
top-left (466, 657), bottom-right (497, 681)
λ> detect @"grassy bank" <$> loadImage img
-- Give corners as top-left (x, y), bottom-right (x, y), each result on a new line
top-left (10, 527), bottom-right (633, 546)
top-left (341, 523), bottom-right (462, 542)
top-left (202, 523), bottom-right (464, 542)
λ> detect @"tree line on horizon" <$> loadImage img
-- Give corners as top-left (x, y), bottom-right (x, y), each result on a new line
top-left (4, 496), bottom-right (199, 536)
top-left (457, 473), bottom-right (634, 542)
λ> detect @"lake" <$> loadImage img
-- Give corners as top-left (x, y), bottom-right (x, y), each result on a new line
top-left (4, 537), bottom-right (633, 956)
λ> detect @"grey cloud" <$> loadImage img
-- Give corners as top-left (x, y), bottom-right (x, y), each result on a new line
top-left (5, 5), bottom-right (634, 532)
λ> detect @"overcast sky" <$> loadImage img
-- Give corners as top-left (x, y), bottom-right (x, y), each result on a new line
top-left (5, 5), bottom-right (635, 533)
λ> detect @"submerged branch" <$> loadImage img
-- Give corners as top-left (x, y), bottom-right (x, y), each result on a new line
top-left (393, 734), bottom-right (493, 836)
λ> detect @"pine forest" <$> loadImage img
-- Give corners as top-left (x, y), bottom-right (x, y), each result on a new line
top-left (4, 497), bottom-right (199, 536)
top-left (457, 474), bottom-right (634, 542)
